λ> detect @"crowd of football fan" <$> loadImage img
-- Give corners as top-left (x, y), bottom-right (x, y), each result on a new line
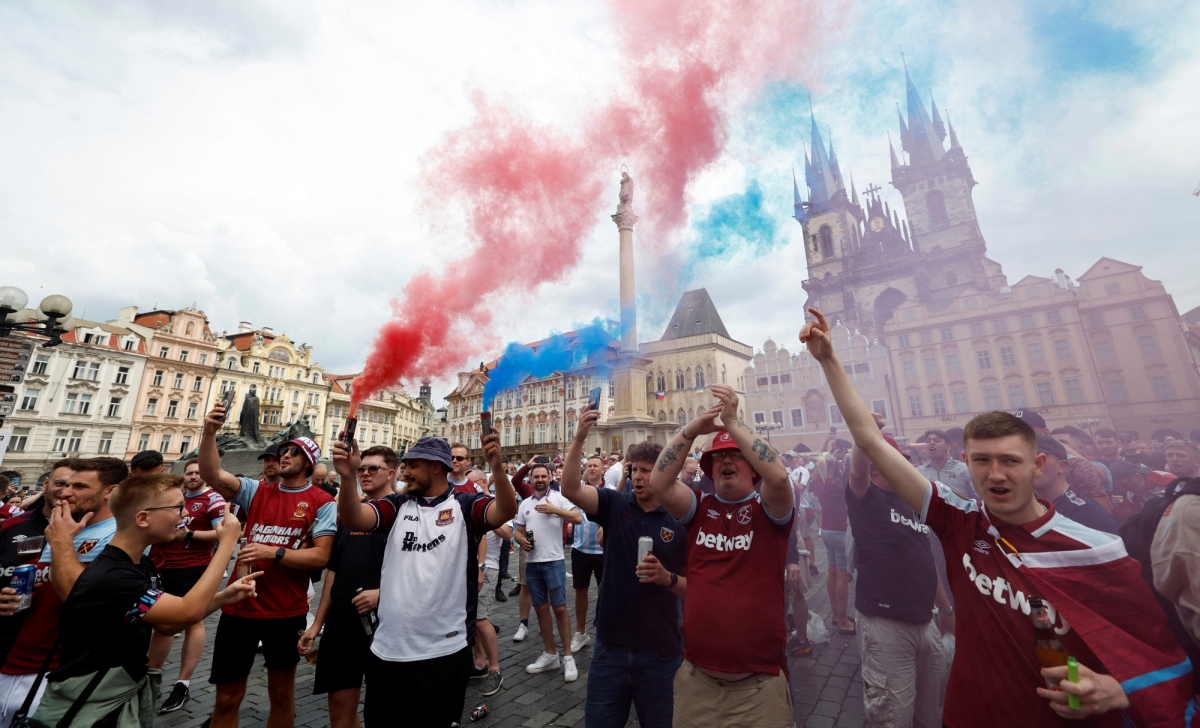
top-left (0, 307), bottom-right (1196, 727)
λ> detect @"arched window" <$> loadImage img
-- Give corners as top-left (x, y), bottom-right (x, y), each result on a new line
top-left (687, 407), bottom-right (695, 421)
top-left (658, 410), bottom-right (667, 422)
top-left (819, 225), bottom-right (834, 258)
top-left (675, 369), bottom-right (684, 390)
top-left (696, 367), bottom-right (706, 388)
top-left (927, 190), bottom-right (949, 227)
top-left (656, 371), bottom-right (665, 392)
top-left (677, 409), bottom-right (687, 426)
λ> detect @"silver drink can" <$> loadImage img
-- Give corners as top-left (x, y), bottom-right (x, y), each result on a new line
top-left (637, 536), bottom-right (653, 570)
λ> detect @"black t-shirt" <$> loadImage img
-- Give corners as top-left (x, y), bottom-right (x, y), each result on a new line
top-left (845, 484), bottom-right (936, 625)
top-left (326, 522), bottom-right (387, 628)
top-left (0, 505), bottom-right (50, 655)
top-left (1052, 489), bottom-right (1119, 535)
top-left (52, 545), bottom-right (161, 681)
top-left (590, 487), bottom-right (688, 658)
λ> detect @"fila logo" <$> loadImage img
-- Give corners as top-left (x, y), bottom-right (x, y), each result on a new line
top-left (403, 514), bottom-right (420, 522)
top-left (961, 553), bottom-right (1071, 635)
top-left (695, 529), bottom-right (754, 552)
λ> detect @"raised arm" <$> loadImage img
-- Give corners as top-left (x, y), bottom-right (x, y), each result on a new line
top-left (560, 409), bottom-right (601, 516)
top-left (146, 516), bottom-right (245, 628)
top-left (199, 403), bottom-right (243, 501)
top-left (650, 405), bottom-right (722, 520)
top-left (481, 433), bottom-right (517, 527)
top-left (331, 438), bottom-right (382, 531)
top-left (710, 384), bottom-right (792, 520)
top-left (801, 308), bottom-right (929, 514)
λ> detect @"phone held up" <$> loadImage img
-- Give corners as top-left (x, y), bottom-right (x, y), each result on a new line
top-left (479, 411), bottom-right (493, 439)
top-left (587, 387), bottom-right (602, 413)
top-left (221, 385), bottom-right (235, 413)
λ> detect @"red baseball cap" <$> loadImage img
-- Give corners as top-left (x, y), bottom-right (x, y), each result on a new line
top-left (699, 431), bottom-right (761, 484)
top-left (280, 437), bottom-right (321, 467)
top-left (882, 433), bottom-right (911, 461)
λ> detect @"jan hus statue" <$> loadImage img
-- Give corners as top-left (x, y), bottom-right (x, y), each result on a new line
top-left (239, 386), bottom-right (263, 444)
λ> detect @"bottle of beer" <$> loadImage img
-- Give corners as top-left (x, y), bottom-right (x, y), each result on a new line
top-left (526, 529), bottom-right (535, 550)
top-left (1030, 597), bottom-right (1068, 688)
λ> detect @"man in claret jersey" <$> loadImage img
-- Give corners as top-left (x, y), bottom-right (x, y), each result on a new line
top-left (650, 384), bottom-right (794, 728)
top-left (802, 307), bottom-right (1193, 727)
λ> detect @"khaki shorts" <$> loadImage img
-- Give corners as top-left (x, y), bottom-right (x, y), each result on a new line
top-left (672, 659), bottom-right (792, 728)
top-left (518, 547), bottom-right (528, 586)
top-left (477, 567), bottom-right (499, 621)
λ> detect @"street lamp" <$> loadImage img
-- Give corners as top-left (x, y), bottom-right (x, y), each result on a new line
top-left (1077, 418), bottom-right (1100, 437)
top-left (755, 423), bottom-right (782, 443)
top-left (0, 286), bottom-right (75, 347)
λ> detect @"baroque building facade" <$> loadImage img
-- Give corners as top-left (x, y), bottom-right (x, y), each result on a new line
top-left (208, 323), bottom-right (331, 449)
top-left (324, 375), bottom-right (434, 456)
top-left (791, 67), bottom-right (1200, 438)
top-left (112, 306), bottom-right (221, 461)
top-left (1, 320), bottom-right (148, 484)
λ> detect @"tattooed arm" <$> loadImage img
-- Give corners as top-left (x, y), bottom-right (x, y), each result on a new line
top-left (710, 384), bottom-right (792, 520)
top-left (651, 405), bottom-right (722, 520)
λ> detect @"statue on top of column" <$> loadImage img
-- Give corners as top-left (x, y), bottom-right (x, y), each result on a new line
top-left (617, 171), bottom-right (635, 213)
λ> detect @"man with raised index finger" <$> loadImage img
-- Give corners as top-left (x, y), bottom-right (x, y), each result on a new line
top-left (800, 307), bottom-right (1193, 726)
top-left (649, 384), bottom-right (794, 727)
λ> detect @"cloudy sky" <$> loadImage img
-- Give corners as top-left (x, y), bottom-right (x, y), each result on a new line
top-left (3, 0), bottom-right (1197, 400)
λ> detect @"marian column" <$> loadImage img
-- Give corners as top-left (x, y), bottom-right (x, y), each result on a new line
top-left (602, 171), bottom-right (655, 454)
top-left (613, 171), bottom-right (639, 354)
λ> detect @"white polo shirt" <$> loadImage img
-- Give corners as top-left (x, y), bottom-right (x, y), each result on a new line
top-left (514, 489), bottom-right (577, 564)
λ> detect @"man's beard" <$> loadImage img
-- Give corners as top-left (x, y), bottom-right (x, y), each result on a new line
top-left (280, 461), bottom-right (307, 478)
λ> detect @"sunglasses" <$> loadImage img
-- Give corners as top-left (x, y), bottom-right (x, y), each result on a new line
top-left (450, 456), bottom-right (470, 462)
top-left (710, 451), bottom-right (747, 464)
top-left (280, 446), bottom-right (304, 458)
top-left (356, 465), bottom-right (385, 475)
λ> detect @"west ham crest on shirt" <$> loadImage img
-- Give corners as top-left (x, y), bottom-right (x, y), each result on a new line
top-left (77, 539), bottom-right (99, 555)
top-left (736, 504), bottom-right (753, 525)
top-left (436, 508), bottom-right (455, 527)
top-left (292, 501), bottom-right (310, 519)
top-left (660, 527), bottom-right (675, 543)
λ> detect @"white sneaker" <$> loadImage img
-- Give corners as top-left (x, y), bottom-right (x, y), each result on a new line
top-left (513, 623), bottom-right (528, 642)
top-left (570, 631), bottom-right (591, 653)
top-left (526, 652), bottom-right (561, 674)
top-left (563, 655), bottom-right (578, 682)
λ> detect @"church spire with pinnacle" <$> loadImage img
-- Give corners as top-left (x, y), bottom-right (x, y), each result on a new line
top-left (889, 132), bottom-right (901, 169)
top-left (899, 61), bottom-right (946, 167)
top-left (792, 168), bottom-right (808, 223)
top-left (947, 113), bottom-right (961, 150)
top-left (804, 109), bottom-right (844, 206)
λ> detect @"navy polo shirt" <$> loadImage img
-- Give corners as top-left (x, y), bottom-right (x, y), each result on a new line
top-left (591, 487), bottom-right (688, 658)
top-left (1052, 488), bottom-right (1119, 535)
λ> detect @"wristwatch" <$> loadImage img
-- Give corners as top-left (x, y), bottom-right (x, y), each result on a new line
top-left (669, 573), bottom-right (679, 588)
top-left (275, 547), bottom-right (287, 562)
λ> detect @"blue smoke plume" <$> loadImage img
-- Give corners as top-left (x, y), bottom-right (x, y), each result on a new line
top-left (681, 180), bottom-right (781, 284)
top-left (482, 321), bottom-right (617, 411)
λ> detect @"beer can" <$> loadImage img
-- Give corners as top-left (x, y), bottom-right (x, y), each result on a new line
top-left (470, 704), bottom-right (490, 721)
top-left (12, 565), bottom-right (35, 612)
top-left (637, 536), bottom-right (653, 570)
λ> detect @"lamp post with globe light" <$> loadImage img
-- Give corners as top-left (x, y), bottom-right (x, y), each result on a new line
top-left (0, 286), bottom-right (75, 348)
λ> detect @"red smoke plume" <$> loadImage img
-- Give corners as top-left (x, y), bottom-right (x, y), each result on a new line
top-left (353, 0), bottom-right (842, 409)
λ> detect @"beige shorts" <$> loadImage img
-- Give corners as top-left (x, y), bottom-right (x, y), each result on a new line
top-left (477, 567), bottom-right (499, 621)
top-left (518, 547), bottom-right (528, 586)
top-left (672, 659), bottom-right (792, 728)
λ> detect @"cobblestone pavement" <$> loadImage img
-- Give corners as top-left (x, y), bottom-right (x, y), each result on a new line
top-left (155, 540), bottom-right (869, 727)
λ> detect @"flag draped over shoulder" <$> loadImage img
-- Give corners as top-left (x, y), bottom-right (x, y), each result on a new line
top-left (1016, 538), bottom-right (1195, 726)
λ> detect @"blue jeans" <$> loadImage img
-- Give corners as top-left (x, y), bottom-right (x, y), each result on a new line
top-left (585, 638), bottom-right (681, 728)
top-left (526, 559), bottom-right (567, 607)
top-left (822, 529), bottom-right (848, 571)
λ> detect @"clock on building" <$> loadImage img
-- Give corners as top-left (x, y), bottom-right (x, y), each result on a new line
top-left (869, 216), bottom-right (885, 232)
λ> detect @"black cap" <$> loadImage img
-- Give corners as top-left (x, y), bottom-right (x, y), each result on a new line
top-left (1014, 409), bottom-right (1046, 430)
top-left (1035, 434), bottom-right (1067, 462)
top-left (130, 450), bottom-right (164, 472)
top-left (257, 442), bottom-right (281, 461)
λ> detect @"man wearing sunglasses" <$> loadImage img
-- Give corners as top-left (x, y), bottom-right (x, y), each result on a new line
top-left (299, 445), bottom-right (398, 728)
top-left (449, 443), bottom-right (475, 495)
top-left (332, 433), bottom-right (517, 726)
top-left (199, 404), bottom-right (337, 728)
top-left (650, 384), bottom-right (794, 727)
top-left (147, 458), bottom-right (227, 714)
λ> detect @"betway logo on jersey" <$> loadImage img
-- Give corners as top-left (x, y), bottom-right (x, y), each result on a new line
top-left (891, 509), bottom-right (930, 535)
top-left (695, 528), bottom-right (754, 552)
top-left (249, 523), bottom-right (304, 546)
top-left (961, 554), bottom-right (1071, 635)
